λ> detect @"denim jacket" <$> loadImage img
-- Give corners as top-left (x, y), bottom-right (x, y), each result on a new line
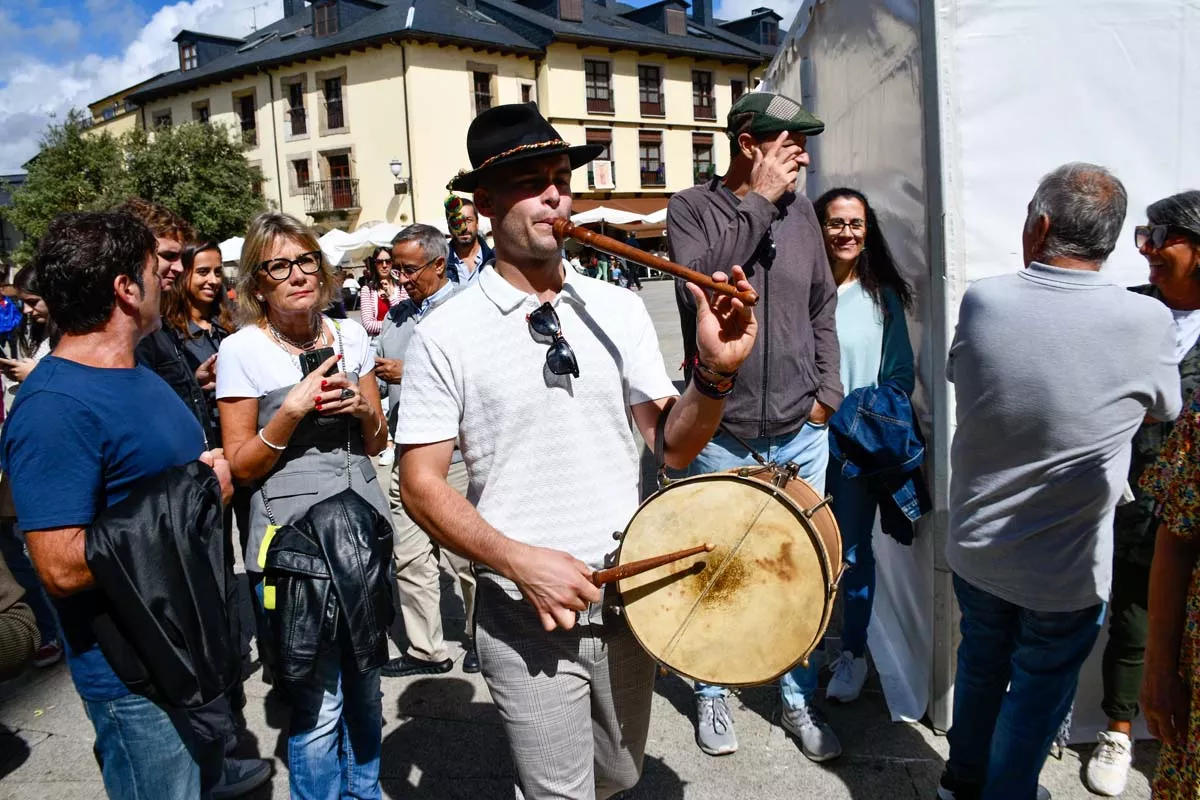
top-left (828, 380), bottom-right (932, 544)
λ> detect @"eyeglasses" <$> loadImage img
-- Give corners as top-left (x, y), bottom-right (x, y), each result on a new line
top-left (258, 250), bottom-right (323, 281)
top-left (527, 302), bottom-right (579, 378)
top-left (373, 256), bottom-right (394, 267)
top-left (390, 257), bottom-right (438, 279)
top-left (824, 218), bottom-right (866, 234)
top-left (1135, 224), bottom-right (1191, 251)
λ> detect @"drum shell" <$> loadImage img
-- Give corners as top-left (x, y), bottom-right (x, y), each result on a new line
top-left (615, 471), bottom-right (842, 687)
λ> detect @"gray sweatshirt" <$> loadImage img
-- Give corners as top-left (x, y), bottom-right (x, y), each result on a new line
top-left (668, 181), bottom-right (841, 439)
top-left (946, 262), bottom-right (1181, 612)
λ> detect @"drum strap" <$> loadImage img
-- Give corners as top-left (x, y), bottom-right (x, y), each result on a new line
top-left (718, 422), bottom-right (770, 467)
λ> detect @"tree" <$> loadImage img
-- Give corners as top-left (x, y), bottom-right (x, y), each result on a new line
top-left (3, 109), bottom-right (129, 262)
top-left (122, 122), bottom-right (266, 240)
top-left (5, 113), bottom-right (266, 262)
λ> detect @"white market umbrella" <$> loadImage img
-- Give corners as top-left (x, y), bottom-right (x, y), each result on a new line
top-left (640, 208), bottom-right (668, 225)
top-left (219, 236), bottom-right (244, 264)
top-left (570, 207), bottom-right (644, 226)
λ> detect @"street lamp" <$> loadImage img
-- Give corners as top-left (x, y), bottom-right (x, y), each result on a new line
top-left (389, 159), bottom-right (408, 195)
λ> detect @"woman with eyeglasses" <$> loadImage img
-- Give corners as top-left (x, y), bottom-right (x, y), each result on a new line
top-left (216, 212), bottom-right (390, 799)
top-left (812, 187), bottom-right (915, 705)
top-left (1085, 191), bottom-right (1200, 798)
top-left (358, 245), bottom-right (406, 339)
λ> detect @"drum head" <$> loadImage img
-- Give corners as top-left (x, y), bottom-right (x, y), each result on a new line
top-left (618, 473), bottom-right (832, 687)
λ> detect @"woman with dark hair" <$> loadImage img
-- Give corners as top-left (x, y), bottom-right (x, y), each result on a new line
top-left (161, 239), bottom-right (237, 445)
top-left (358, 245), bottom-right (406, 339)
top-left (1, 265), bottom-right (58, 392)
top-left (1099, 190), bottom-right (1200, 798)
top-left (812, 187), bottom-right (915, 704)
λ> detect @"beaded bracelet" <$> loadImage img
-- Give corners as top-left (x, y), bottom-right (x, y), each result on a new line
top-left (693, 369), bottom-right (736, 399)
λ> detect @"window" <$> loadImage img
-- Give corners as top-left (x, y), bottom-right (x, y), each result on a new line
top-left (193, 102), bottom-right (210, 124)
top-left (152, 109), bottom-right (172, 130)
top-left (692, 70), bottom-right (714, 120)
top-left (638, 65), bottom-right (663, 116)
top-left (585, 60), bottom-right (612, 114)
top-left (180, 44), bottom-right (197, 71)
top-left (558, 0), bottom-right (583, 21)
top-left (586, 128), bottom-right (612, 188)
top-left (473, 72), bottom-right (493, 115)
top-left (521, 83), bottom-right (535, 105)
top-left (693, 133), bottom-right (714, 184)
top-left (314, 1), bottom-right (338, 37)
top-left (102, 106), bottom-right (117, 121)
top-left (323, 76), bottom-right (345, 130)
top-left (286, 81), bottom-right (306, 136)
top-left (761, 20), bottom-right (778, 45)
top-left (639, 131), bottom-right (664, 186)
top-left (236, 92), bottom-right (257, 145)
top-left (665, 7), bottom-right (686, 35)
top-left (293, 158), bottom-right (311, 190)
top-left (731, 79), bottom-right (746, 103)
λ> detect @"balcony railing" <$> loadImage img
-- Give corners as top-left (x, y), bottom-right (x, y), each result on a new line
top-left (303, 178), bottom-right (359, 214)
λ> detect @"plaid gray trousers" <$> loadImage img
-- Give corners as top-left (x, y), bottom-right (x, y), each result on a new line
top-left (475, 576), bottom-right (656, 800)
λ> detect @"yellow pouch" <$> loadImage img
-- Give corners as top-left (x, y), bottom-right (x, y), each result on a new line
top-left (256, 524), bottom-right (280, 570)
top-left (263, 582), bottom-right (277, 611)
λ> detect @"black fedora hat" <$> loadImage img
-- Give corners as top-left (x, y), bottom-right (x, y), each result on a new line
top-left (448, 103), bottom-right (603, 193)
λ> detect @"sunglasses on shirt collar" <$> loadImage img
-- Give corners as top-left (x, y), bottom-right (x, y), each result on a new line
top-left (527, 302), bottom-right (580, 378)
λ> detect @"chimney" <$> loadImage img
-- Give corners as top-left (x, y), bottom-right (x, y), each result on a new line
top-left (691, 0), bottom-right (711, 26)
top-left (283, 0), bottom-right (298, 17)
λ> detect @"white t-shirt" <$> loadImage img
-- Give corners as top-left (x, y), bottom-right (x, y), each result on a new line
top-left (1171, 307), bottom-right (1200, 363)
top-left (216, 316), bottom-right (375, 399)
top-left (396, 264), bottom-right (677, 568)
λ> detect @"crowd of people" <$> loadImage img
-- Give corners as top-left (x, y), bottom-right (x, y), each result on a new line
top-left (0, 90), bottom-right (1195, 800)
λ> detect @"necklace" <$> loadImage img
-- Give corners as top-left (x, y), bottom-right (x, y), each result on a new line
top-left (268, 315), bottom-right (323, 351)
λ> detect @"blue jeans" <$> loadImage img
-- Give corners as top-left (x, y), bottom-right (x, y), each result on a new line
top-left (84, 692), bottom-right (213, 799)
top-left (286, 651), bottom-right (383, 800)
top-left (946, 574), bottom-right (1105, 800)
top-left (687, 423), bottom-right (829, 710)
top-left (827, 465), bottom-right (876, 658)
top-left (0, 521), bottom-right (59, 645)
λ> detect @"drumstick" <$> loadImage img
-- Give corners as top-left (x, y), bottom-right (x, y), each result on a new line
top-left (551, 219), bottom-right (759, 307)
top-left (591, 543), bottom-right (715, 587)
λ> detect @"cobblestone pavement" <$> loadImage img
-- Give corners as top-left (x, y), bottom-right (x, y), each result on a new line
top-left (0, 280), bottom-right (1156, 799)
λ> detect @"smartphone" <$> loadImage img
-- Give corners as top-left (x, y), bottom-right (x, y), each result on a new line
top-left (298, 347), bottom-right (337, 378)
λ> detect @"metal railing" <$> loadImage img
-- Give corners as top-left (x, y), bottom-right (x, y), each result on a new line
top-left (302, 178), bottom-right (359, 214)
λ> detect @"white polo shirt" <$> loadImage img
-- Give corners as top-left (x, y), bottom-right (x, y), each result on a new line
top-left (396, 263), bottom-right (677, 568)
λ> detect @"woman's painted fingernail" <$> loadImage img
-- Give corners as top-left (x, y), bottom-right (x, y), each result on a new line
top-left (315, 402), bottom-right (323, 410)
top-left (321, 381), bottom-right (328, 390)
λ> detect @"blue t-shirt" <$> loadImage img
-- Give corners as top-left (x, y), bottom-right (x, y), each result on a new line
top-left (0, 356), bottom-right (205, 701)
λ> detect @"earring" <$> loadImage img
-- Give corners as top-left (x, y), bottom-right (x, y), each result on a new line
top-left (256, 294), bottom-right (264, 301)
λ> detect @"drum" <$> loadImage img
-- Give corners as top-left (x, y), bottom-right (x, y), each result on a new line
top-left (615, 468), bottom-right (842, 687)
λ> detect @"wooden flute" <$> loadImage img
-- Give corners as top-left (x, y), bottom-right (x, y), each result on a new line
top-left (552, 219), bottom-right (759, 306)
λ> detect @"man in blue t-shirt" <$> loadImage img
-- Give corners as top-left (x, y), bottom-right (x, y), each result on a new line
top-left (0, 212), bottom-right (260, 798)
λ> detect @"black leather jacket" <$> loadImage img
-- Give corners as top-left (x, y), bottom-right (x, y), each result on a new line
top-left (136, 329), bottom-right (219, 447)
top-left (84, 461), bottom-right (240, 710)
top-left (263, 489), bottom-right (394, 683)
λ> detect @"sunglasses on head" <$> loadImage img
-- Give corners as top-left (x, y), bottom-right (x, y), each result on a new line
top-left (1135, 224), bottom-right (1193, 251)
top-left (527, 302), bottom-right (579, 378)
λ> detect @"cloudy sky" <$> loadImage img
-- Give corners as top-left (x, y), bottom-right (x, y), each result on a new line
top-left (0, 0), bottom-right (797, 174)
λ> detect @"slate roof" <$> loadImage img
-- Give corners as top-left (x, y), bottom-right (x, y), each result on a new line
top-left (128, 0), bottom-right (775, 104)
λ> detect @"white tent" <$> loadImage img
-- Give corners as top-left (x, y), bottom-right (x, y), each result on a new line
top-left (570, 207), bottom-right (645, 226)
top-left (765, 0), bottom-right (1200, 739)
top-left (218, 236), bottom-right (244, 265)
top-left (640, 208), bottom-right (668, 225)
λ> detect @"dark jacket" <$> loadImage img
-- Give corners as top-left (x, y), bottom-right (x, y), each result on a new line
top-left (1114, 285), bottom-right (1200, 567)
top-left (669, 180), bottom-right (842, 439)
top-left (136, 329), bottom-right (218, 447)
top-left (84, 461), bottom-right (239, 709)
top-left (263, 489), bottom-right (394, 683)
top-left (447, 236), bottom-right (495, 285)
top-left (829, 381), bottom-right (932, 544)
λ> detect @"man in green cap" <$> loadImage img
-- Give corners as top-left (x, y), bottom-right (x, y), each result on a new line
top-left (667, 91), bottom-right (844, 763)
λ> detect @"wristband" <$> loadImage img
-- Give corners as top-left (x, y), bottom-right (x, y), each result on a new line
top-left (258, 428), bottom-right (286, 451)
top-left (693, 370), bottom-right (736, 399)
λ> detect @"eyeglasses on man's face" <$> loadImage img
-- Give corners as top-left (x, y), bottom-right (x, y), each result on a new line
top-left (258, 250), bottom-right (323, 281)
top-left (390, 257), bottom-right (438, 280)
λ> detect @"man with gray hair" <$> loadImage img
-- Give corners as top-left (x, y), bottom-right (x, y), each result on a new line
top-left (373, 224), bottom-right (479, 677)
top-left (938, 163), bottom-right (1182, 800)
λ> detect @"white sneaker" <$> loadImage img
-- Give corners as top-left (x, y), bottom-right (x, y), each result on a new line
top-left (825, 650), bottom-right (868, 703)
top-left (1086, 730), bottom-right (1132, 796)
top-left (378, 444), bottom-right (395, 467)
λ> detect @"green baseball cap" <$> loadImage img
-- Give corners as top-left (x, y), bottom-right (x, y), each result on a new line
top-left (727, 91), bottom-right (824, 138)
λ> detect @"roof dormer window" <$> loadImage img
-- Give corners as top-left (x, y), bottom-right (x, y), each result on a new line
top-left (665, 7), bottom-right (686, 36)
top-left (760, 19), bottom-right (778, 45)
top-left (180, 43), bottom-right (197, 71)
top-left (314, 1), bottom-right (339, 37)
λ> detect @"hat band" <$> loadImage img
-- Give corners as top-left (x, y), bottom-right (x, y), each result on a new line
top-left (476, 139), bottom-right (570, 172)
